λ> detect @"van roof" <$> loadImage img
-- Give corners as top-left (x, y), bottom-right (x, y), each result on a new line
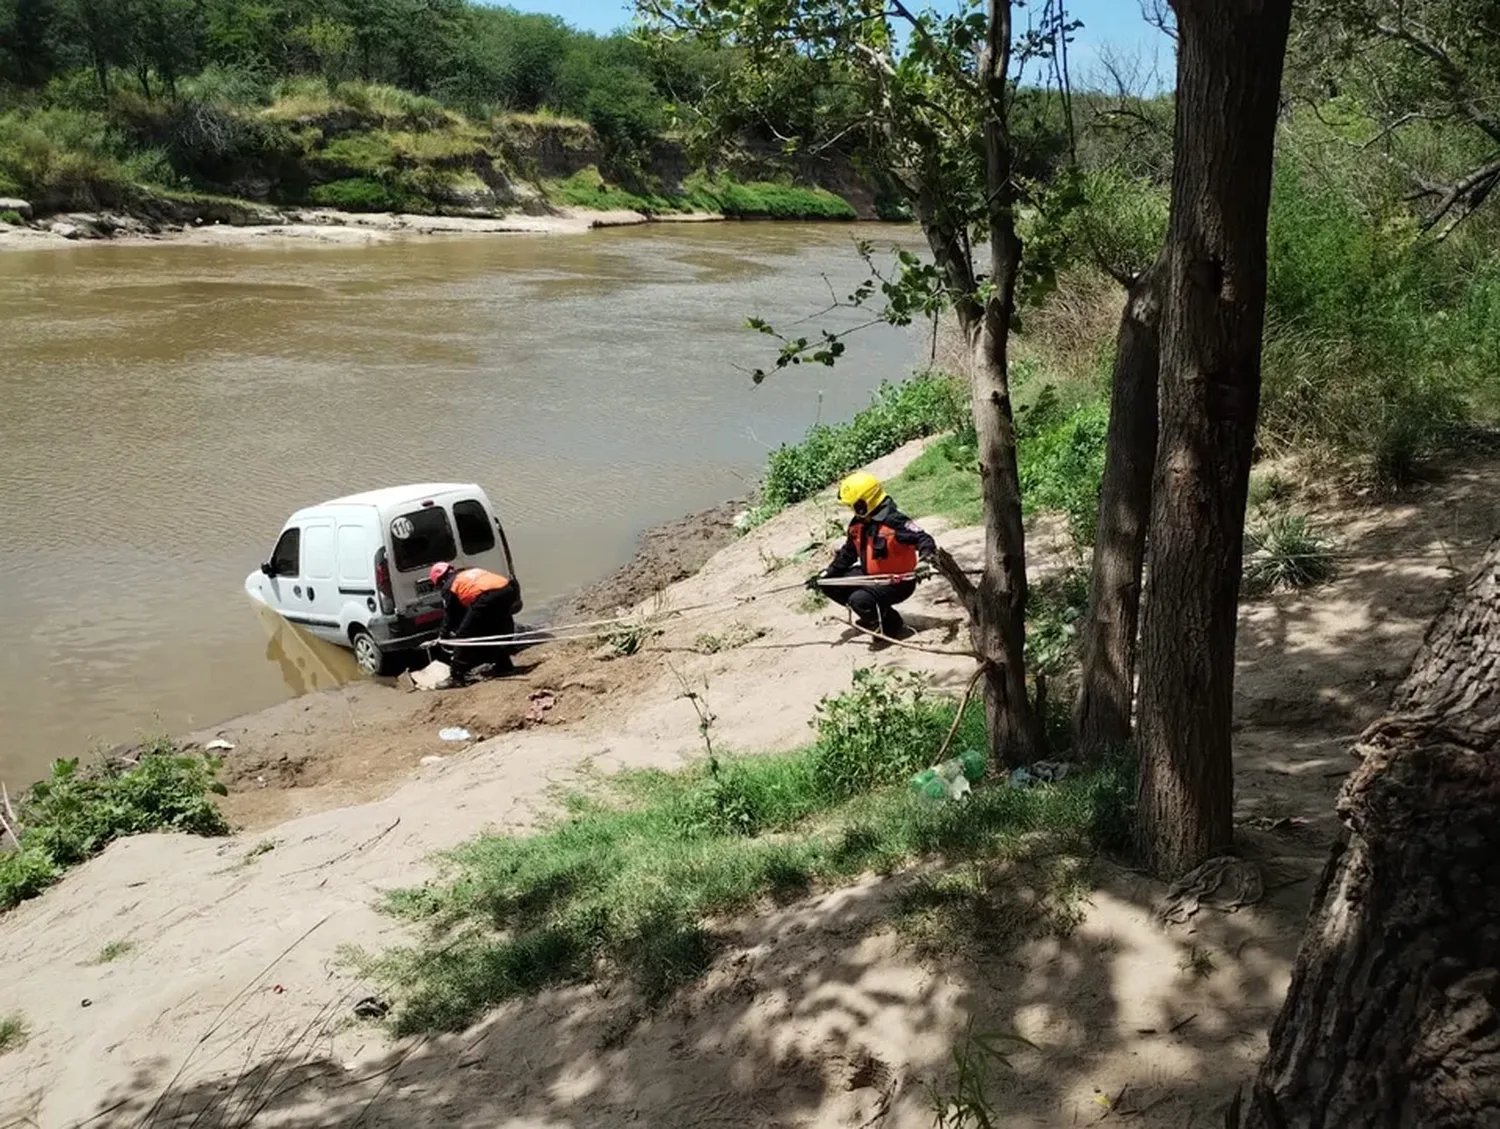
top-left (311, 483), bottom-right (482, 510)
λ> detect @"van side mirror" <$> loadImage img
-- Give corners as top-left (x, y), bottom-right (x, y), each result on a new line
top-left (261, 561), bottom-right (276, 577)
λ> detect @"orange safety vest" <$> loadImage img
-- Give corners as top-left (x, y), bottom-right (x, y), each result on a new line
top-left (450, 567), bottom-right (510, 605)
top-left (852, 520), bottom-right (919, 577)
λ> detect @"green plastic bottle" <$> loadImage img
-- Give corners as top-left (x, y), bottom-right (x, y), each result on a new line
top-left (958, 748), bottom-right (987, 783)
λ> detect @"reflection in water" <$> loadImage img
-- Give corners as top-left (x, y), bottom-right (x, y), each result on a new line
top-left (0, 222), bottom-right (924, 785)
top-left (255, 605), bottom-right (361, 699)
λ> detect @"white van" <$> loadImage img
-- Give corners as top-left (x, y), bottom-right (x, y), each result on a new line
top-left (245, 483), bottom-right (521, 676)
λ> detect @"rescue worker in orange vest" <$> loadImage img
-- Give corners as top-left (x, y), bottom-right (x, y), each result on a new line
top-left (807, 472), bottom-right (936, 641)
top-left (429, 562), bottom-right (519, 678)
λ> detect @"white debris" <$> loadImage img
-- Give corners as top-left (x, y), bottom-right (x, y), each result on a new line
top-left (439, 727), bottom-right (472, 742)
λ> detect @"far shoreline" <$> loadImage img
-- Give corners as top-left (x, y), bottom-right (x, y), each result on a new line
top-left (0, 203), bottom-right (892, 254)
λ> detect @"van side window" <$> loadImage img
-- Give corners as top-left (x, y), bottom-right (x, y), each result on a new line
top-left (453, 500), bottom-right (496, 555)
top-left (272, 528), bottom-right (300, 577)
top-left (391, 508), bottom-right (456, 572)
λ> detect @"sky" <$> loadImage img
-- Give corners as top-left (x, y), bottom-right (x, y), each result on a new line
top-left (498, 0), bottom-right (1175, 87)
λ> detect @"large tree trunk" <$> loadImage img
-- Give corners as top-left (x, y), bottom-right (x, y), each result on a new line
top-left (1240, 537), bottom-right (1500, 1128)
top-left (1132, 0), bottom-right (1293, 875)
top-left (1072, 259), bottom-right (1164, 758)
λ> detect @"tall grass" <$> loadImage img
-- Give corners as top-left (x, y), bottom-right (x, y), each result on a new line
top-left (362, 669), bottom-right (1132, 1033)
top-left (0, 107), bottom-right (170, 209)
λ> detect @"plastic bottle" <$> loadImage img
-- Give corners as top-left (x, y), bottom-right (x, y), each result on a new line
top-left (909, 748), bottom-right (987, 802)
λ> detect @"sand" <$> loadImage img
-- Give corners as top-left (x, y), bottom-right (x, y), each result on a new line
top-left (2, 438), bottom-right (1497, 1129)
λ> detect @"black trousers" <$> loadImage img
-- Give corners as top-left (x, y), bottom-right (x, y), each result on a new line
top-left (444, 587), bottom-right (519, 674)
top-left (823, 575), bottom-right (916, 635)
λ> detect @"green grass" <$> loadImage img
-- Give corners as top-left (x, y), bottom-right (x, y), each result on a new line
top-left (748, 374), bottom-right (970, 526)
top-left (890, 433), bottom-right (985, 527)
top-left (0, 209), bottom-right (23, 225)
top-left (0, 1014), bottom-right (26, 1054)
top-left (544, 167), bottom-right (675, 213)
top-left (888, 383), bottom-right (1108, 550)
top-left (90, 939), bottom-right (136, 964)
top-left (361, 670), bottom-right (1134, 1034)
top-left (0, 741), bottom-right (229, 912)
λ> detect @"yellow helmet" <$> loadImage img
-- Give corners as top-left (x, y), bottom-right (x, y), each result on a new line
top-left (837, 471), bottom-right (886, 514)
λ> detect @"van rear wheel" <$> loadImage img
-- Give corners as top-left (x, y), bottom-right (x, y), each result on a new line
top-left (352, 629), bottom-right (398, 677)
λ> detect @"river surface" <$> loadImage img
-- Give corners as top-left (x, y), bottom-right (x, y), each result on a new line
top-left (0, 222), bottom-right (925, 787)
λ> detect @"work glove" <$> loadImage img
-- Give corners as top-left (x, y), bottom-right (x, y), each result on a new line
top-left (914, 558), bottom-right (936, 582)
top-left (804, 572), bottom-right (826, 590)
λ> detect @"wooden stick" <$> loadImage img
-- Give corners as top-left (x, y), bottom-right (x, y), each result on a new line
top-left (934, 664), bottom-right (987, 763)
top-left (842, 617), bottom-right (983, 659)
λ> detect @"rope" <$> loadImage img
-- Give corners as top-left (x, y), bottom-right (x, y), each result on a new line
top-left (430, 572), bottom-right (933, 648)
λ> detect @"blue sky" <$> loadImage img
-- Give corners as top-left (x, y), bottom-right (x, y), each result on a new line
top-left (499, 0), bottom-right (1174, 86)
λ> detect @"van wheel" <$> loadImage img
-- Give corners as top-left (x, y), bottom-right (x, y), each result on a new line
top-left (352, 630), bottom-right (397, 677)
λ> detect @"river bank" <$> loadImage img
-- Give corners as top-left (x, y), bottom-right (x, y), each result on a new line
top-left (0, 202), bottom-right (755, 252)
top-left (4, 438), bottom-right (1496, 1127)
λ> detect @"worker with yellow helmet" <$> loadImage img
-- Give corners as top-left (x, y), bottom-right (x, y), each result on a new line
top-left (806, 471), bottom-right (936, 642)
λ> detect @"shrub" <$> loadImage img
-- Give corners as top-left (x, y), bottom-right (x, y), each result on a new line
top-left (308, 176), bottom-right (408, 211)
top-left (0, 1014), bottom-right (27, 1054)
top-left (1259, 160), bottom-right (1494, 479)
top-left (0, 107), bottom-right (169, 210)
top-left (1015, 390), bottom-right (1109, 549)
top-left (757, 374), bottom-right (969, 517)
top-left (682, 173), bottom-right (857, 220)
top-left (0, 744), bottom-right (229, 912)
top-left (809, 668), bottom-right (951, 800)
top-left (0, 210), bottom-right (23, 225)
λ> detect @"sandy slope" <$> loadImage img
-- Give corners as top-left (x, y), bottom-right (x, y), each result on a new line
top-left (1, 440), bottom-right (1496, 1129)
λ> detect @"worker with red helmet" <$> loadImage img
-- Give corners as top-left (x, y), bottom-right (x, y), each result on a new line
top-left (429, 561), bottom-right (519, 678)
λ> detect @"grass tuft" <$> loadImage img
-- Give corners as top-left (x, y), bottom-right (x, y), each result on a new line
top-left (0, 1014), bottom-right (26, 1054)
top-left (90, 939), bottom-right (136, 964)
top-left (1242, 509), bottom-right (1338, 596)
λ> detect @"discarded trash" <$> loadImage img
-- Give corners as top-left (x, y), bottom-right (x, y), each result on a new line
top-left (353, 995), bottom-right (390, 1020)
top-left (203, 738), bottom-right (235, 752)
top-left (1008, 760), bottom-right (1071, 789)
top-left (1157, 856), bottom-right (1265, 924)
top-left (410, 660), bottom-right (453, 691)
top-left (910, 749), bottom-right (987, 803)
top-left (439, 727), bottom-right (472, 742)
top-left (526, 690), bottom-right (557, 725)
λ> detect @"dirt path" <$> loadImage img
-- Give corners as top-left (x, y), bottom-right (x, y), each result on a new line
top-left (1, 442), bottom-right (1495, 1129)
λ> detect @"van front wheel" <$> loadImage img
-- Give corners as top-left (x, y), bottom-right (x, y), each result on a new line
top-left (352, 630), bottom-right (398, 677)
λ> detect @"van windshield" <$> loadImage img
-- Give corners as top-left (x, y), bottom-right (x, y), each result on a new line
top-left (390, 508), bottom-right (457, 572)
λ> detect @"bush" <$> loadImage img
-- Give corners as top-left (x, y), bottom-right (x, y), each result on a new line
top-left (0, 210), bottom-right (23, 225)
top-left (756, 374), bottom-right (969, 517)
top-left (1015, 388), bottom-right (1109, 549)
top-left (0, 745), bottom-right (229, 911)
top-left (308, 176), bottom-right (410, 211)
top-left (1260, 161), bottom-right (1495, 481)
top-left (681, 173), bottom-right (858, 220)
top-left (0, 107), bottom-right (169, 210)
top-left (809, 668), bottom-right (952, 800)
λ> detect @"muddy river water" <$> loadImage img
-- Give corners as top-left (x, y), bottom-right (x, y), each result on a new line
top-left (0, 222), bottom-right (924, 787)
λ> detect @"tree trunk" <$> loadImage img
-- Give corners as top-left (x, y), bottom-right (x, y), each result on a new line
top-left (968, 0), bottom-right (1042, 763)
top-left (1133, 0), bottom-right (1293, 875)
top-left (1072, 258), bottom-right (1164, 758)
top-left (1240, 537), bottom-right (1500, 1129)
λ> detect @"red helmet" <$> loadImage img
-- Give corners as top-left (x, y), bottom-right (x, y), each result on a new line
top-left (429, 562), bottom-right (454, 586)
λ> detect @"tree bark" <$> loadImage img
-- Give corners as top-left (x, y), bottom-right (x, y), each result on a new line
top-left (966, 0), bottom-right (1042, 762)
top-left (1241, 537), bottom-right (1500, 1129)
top-left (1133, 0), bottom-right (1293, 875)
top-left (1072, 258), bottom-right (1164, 758)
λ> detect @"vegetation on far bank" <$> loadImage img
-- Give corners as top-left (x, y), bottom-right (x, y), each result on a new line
top-left (361, 668), bottom-right (1134, 1033)
top-left (0, 742), bottom-right (229, 912)
top-left (0, 1), bottom-right (869, 221)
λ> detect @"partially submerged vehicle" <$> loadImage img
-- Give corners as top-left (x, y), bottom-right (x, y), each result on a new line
top-left (245, 483), bottom-right (521, 676)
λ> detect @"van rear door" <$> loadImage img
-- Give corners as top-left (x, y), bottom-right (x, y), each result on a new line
top-left (385, 503), bottom-right (457, 618)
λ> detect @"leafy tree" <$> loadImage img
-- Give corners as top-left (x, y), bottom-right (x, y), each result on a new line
top-left (641, 0), bottom-right (1089, 763)
top-left (1290, 0), bottom-right (1500, 233)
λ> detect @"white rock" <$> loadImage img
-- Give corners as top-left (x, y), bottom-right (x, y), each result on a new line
top-left (0, 197), bottom-right (32, 220)
top-left (49, 221), bottom-right (83, 239)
